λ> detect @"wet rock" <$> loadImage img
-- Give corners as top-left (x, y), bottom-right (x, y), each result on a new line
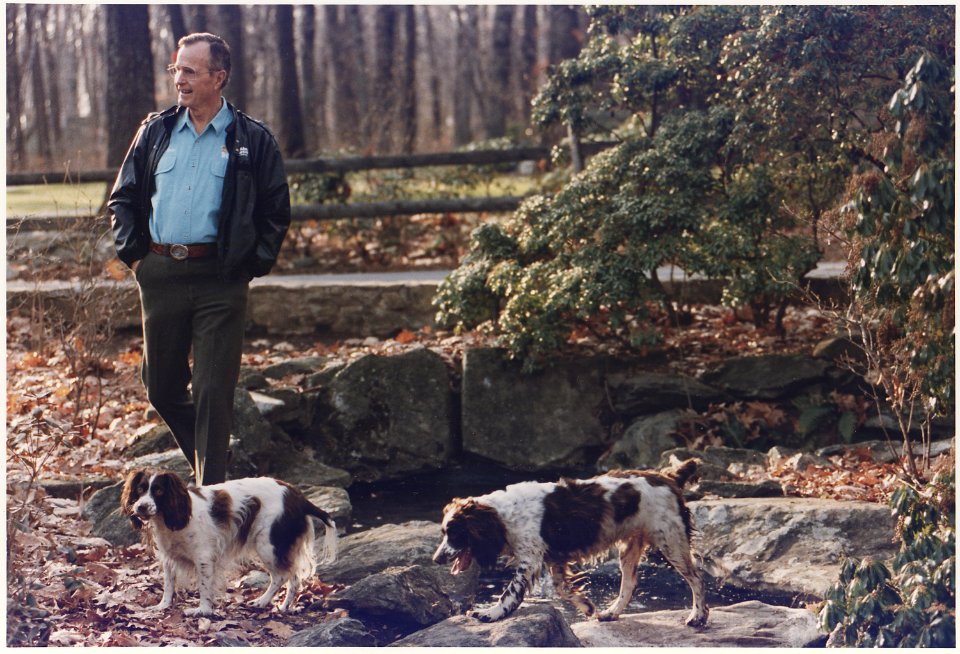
top-left (462, 348), bottom-right (608, 469)
top-left (304, 348), bottom-right (454, 483)
top-left (598, 410), bottom-right (692, 470)
top-left (571, 601), bottom-right (820, 647)
top-left (318, 521), bottom-right (450, 586)
top-left (327, 564), bottom-right (476, 630)
top-left (702, 354), bottom-right (832, 400)
top-left (392, 603), bottom-right (582, 647)
top-left (271, 453), bottom-right (352, 489)
top-left (691, 497), bottom-right (898, 598)
top-left (285, 618), bottom-right (378, 647)
top-left (607, 372), bottom-right (726, 416)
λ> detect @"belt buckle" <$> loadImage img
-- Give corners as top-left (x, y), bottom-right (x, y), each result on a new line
top-left (169, 244), bottom-right (189, 261)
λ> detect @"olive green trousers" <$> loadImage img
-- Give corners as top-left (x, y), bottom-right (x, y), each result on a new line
top-left (136, 251), bottom-right (248, 485)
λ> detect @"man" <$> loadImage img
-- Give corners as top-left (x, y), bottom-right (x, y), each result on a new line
top-left (109, 33), bottom-right (290, 485)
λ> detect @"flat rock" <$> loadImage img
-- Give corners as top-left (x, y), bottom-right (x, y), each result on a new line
top-left (691, 497), bottom-right (898, 598)
top-left (571, 601), bottom-right (820, 647)
top-left (285, 618), bottom-right (377, 647)
top-left (607, 372), bottom-right (726, 416)
top-left (317, 521), bottom-right (446, 586)
top-left (702, 354), bottom-right (831, 400)
top-left (391, 602), bottom-right (582, 647)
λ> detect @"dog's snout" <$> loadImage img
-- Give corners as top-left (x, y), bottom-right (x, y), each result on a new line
top-left (432, 540), bottom-right (450, 565)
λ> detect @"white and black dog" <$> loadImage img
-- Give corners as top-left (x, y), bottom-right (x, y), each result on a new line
top-left (433, 460), bottom-right (707, 625)
top-left (121, 469), bottom-right (337, 616)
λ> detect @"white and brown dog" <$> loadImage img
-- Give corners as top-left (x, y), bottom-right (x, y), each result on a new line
top-left (121, 469), bottom-right (337, 616)
top-left (433, 460), bottom-right (707, 626)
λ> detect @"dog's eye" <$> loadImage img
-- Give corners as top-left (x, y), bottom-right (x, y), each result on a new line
top-left (154, 487), bottom-right (164, 496)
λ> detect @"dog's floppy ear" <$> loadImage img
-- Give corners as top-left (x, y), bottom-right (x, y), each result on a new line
top-left (152, 471), bottom-right (192, 531)
top-left (459, 500), bottom-right (508, 569)
top-left (120, 469), bottom-right (148, 530)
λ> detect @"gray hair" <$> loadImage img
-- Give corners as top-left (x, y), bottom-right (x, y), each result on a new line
top-left (178, 33), bottom-right (231, 88)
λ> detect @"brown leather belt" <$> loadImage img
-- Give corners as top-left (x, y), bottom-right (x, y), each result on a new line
top-left (149, 241), bottom-right (216, 261)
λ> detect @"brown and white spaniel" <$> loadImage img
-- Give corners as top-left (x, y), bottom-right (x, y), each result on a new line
top-left (121, 469), bottom-right (337, 616)
top-left (433, 460), bottom-right (707, 626)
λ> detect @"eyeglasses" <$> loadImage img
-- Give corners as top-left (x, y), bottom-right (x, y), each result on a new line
top-left (166, 64), bottom-right (221, 81)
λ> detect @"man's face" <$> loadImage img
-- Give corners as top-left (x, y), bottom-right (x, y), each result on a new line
top-left (173, 42), bottom-right (224, 114)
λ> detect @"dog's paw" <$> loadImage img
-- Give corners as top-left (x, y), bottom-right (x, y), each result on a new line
top-left (468, 607), bottom-right (503, 623)
top-left (153, 600), bottom-right (172, 612)
top-left (597, 611), bottom-right (620, 622)
top-left (685, 611), bottom-right (708, 628)
top-left (248, 598), bottom-right (273, 610)
top-left (184, 605), bottom-right (216, 618)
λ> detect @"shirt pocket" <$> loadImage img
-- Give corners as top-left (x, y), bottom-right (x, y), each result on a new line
top-left (155, 149), bottom-right (177, 175)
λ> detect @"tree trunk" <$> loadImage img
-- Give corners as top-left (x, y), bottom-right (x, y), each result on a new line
top-left (520, 5), bottom-right (539, 123)
top-left (452, 6), bottom-right (477, 146)
top-left (216, 4), bottom-right (247, 112)
top-left (166, 5), bottom-right (187, 50)
top-left (400, 5), bottom-right (417, 154)
top-left (421, 7), bottom-right (443, 146)
top-left (42, 9), bottom-right (63, 152)
top-left (548, 6), bottom-right (582, 64)
top-left (297, 5), bottom-right (319, 152)
top-left (274, 5), bottom-right (306, 158)
top-left (486, 5), bottom-right (514, 138)
top-left (183, 6), bottom-right (208, 34)
top-left (373, 5), bottom-right (398, 153)
top-left (25, 5), bottom-right (53, 164)
top-left (105, 5), bottom-right (155, 167)
top-left (6, 4), bottom-right (26, 169)
top-left (344, 6), bottom-right (369, 148)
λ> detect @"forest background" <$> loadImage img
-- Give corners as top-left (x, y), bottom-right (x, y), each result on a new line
top-left (6, 3), bottom-right (588, 171)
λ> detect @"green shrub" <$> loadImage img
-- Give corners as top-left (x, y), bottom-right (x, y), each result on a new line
top-left (819, 470), bottom-right (955, 647)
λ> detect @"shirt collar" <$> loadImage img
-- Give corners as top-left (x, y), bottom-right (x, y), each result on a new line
top-left (176, 98), bottom-right (234, 135)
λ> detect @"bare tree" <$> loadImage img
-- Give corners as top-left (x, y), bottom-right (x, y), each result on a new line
top-left (104, 5), bottom-right (154, 167)
top-left (216, 5), bottom-right (247, 112)
top-left (166, 5), bottom-right (187, 50)
top-left (7, 4), bottom-right (26, 169)
top-left (400, 5), bottom-right (417, 153)
top-left (452, 6), bottom-right (478, 146)
top-left (297, 5), bottom-right (320, 152)
top-left (486, 5), bottom-right (514, 138)
top-left (274, 5), bottom-right (306, 157)
top-left (548, 6), bottom-right (582, 64)
top-left (422, 6), bottom-right (444, 146)
top-left (520, 5), bottom-right (539, 123)
top-left (373, 5), bottom-right (399, 152)
top-left (25, 5), bottom-right (53, 164)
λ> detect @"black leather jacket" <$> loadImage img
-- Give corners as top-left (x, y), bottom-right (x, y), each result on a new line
top-left (109, 102), bottom-right (291, 281)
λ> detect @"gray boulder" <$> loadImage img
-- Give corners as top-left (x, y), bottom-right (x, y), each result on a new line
top-left (691, 497), bottom-right (898, 598)
top-left (303, 486), bottom-right (352, 526)
top-left (607, 372), bottom-right (725, 416)
top-left (122, 424), bottom-right (177, 459)
top-left (318, 521), bottom-right (452, 586)
top-left (304, 348), bottom-right (454, 483)
top-left (461, 348), bottom-right (608, 469)
top-left (285, 618), bottom-right (377, 647)
top-left (571, 601), bottom-right (820, 647)
top-left (82, 482), bottom-right (139, 547)
top-left (129, 449), bottom-right (193, 480)
top-left (392, 603), bottom-right (582, 647)
top-left (262, 355), bottom-right (327, 380)
top-left (702, 354), bottom-right (831, 400)
top-left (327, 564), bottom-right (476, 629)
top-left (598, 410), bottom-right (693, 470)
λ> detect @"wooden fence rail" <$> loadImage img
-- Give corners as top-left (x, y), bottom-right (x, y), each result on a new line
top-left (6, 141), bottom-right (616, 226)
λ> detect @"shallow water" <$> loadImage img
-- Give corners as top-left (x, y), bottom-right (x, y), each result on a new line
top-left (346, 461), bottom-right (804, 623)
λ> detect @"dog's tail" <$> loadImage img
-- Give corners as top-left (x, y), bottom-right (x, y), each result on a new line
top-left (306, 503), bottom-right (338, 565)
top-left (667, 459), bottom-right (699, 488)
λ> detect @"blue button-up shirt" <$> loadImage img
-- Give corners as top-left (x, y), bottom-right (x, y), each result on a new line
top-left (150, 100), bottom-right (233, 244)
